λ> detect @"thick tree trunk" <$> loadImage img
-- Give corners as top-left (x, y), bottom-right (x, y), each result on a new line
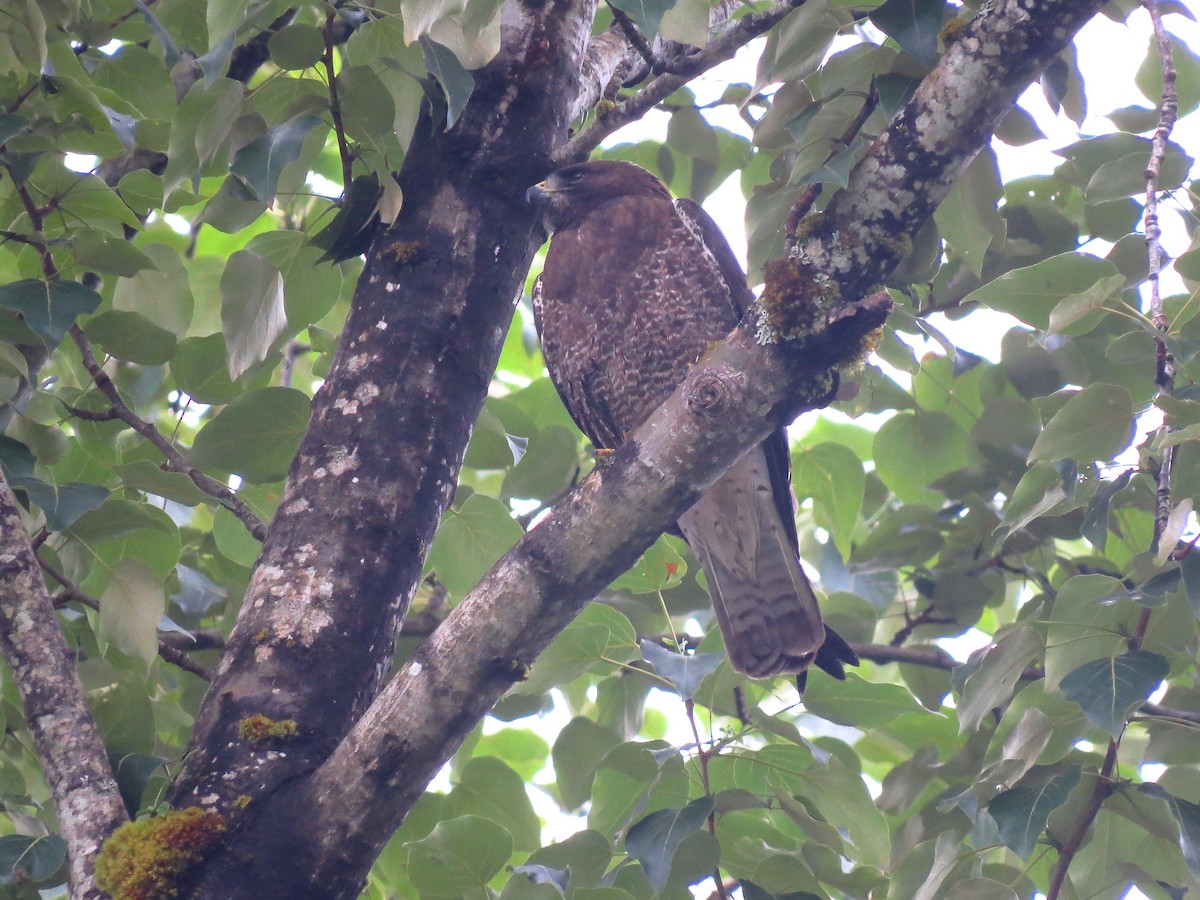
top-left (168, 0), bottom-right (596, 894)
top-left (0, 479), bottom-right (127, 898)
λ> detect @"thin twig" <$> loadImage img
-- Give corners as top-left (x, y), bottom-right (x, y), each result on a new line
top-left (685, 698), bottom-right (729, 900)
top-left (280, 340), bottom-right (311, 389)
top-left (1046, 740), bottom-right (1119, 900)
top-left (557, 0), bottom-right (809, 164)
top-left (38, 557), bottom-right (213, 680)
top-left (322, 8), bottom-right (354, 191)
top-left (608, 5), bottom-right (660, 73)
top-left (1143, 0), bottom-right (1179, 595)
top-left (889, 603), bottom-right (955, 647)
top-left (69, 326), bottom-right (268, 541)
top-left (785, 84), bottom-right (879, 241)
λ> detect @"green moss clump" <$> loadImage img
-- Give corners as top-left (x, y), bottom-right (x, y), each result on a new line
top-left (386, 240), bottom-right (424, 266)
top-left (790, 210), bottom-right (832, 244)
top-left (238, 713), bottom-right (300, 745)
top-left (95, 807), bottom-right (226, 900)
top-left (939, 17), bottom-right (969, 48)
top-left (757, 256), bottom-right (842, 343)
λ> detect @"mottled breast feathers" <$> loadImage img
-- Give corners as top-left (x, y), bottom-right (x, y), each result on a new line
top-left (527, 160), bottom-right (857, 682)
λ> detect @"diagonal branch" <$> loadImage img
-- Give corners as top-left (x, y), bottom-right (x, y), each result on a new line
top-left (559, 0), bottom-right (809, 163)
top-left (274, 0), bottom-right (1109, 885)
top-left (0, 477), bottom-right (128, 898)
top-left (69, 327), bottom-right (268, 542)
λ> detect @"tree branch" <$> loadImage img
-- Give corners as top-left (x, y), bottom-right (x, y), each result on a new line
top-left (559, 0), bottom-right (808, 163)
top-left (0, 477), bottom-right (127, 898)
top-left (277, 0), bottom-right (1109, 884)
top-left (38, 557), bottom-right (214, 681)
top-left (68, 327), bottom-right (268, 542)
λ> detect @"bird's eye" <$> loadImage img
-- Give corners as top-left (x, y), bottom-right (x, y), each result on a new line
top-left (562, 169), bottom-right (585, 185)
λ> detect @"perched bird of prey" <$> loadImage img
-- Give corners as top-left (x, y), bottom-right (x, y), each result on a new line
top-left (526, 160), bottom-right (857, 681)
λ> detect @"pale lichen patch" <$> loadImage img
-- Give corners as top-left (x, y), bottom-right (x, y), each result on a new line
top-left (354, 382), bottom-right (381, 404)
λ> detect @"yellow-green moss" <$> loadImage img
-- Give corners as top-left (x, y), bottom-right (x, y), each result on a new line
top-left (757, 256), bottom-right (843, 343)
top-left (95, 807), bottom-right (226, 900)
top-left (386, 240), bottom-right (423, 266)
top-left (234, 795), bottom-right (252, 810)
top-left (250, 628), bottom-right (270, 645)
top-left (877, 231), bottom-right (913, 262)
top-left (790, 210), bottom-right (832, 244)
top-left (939, 17), bottom-right (969, 48)
top-left (596, 99), bottom-right (618, 116)
top-left (238, 714), bottom-right (300, 745)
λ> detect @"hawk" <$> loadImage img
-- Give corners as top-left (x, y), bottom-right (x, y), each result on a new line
top-left (526, 160), bottom-right (857, 681)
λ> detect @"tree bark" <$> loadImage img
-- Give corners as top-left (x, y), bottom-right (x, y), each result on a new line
top-left (170, 0), bottom-right (598, 892)
top-left (0, 478), bottom-right (127, 898)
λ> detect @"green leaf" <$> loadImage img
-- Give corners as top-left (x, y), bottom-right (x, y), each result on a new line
top-left (71, 232), bottom-right (156, 277)
top-left (802, 671), bottom-right (927, 729)
top-left (607, 0), bottom-right (676, 37)
top-left (220, 250), bottom-right (287, 380)
top-left (1028, 383), bottom-right (1134, 464)
top-left (963, 252), bottom-right (1120, 331)
top-left (625, 796), bottom-right (714, 892)
top-left (212, 506), bottom-right (262, 567)
top-left (111, 752), bottom-right (166, 817)
top-left (268, 23), bottom-right (326, 70)
top-left (335, 66), bottom-right (397, 141)
top-left (793, 442), bottom-right (865, 561)
top-left (230, 114), bottom-right (324, 203)
top-left (427, 493), bottom-right (524, 598)
top-left (443, 757), bottom-right (541, 851)
top-left (1137, 32), bottom-right (1200, 117)
top-left (993, 462), bottom-right (1070, 548)
top-left (553, 717), bottom-right (622, 811)
top-left (420, 38), bottom-right (475, 129)
top-left (610, 534), bottom-right (687, 594)
top-left (872, 410), bottom-right (968, 502)
top-left (84, 310), bottom-right (176, 365)
top-left (113, 461), bottom-right (213, 507)
top-left (943, 879), bottom-right (1019, 900)
top-left (956, 626), bottom-right (1045, 733)
top-left (0, 834), bottom-right (66, 883)
top-left (112, 243), bottom-right (194, 336)
top-left (163, 78), bottom-right (244, 195)
top-left (407, 815), bottom-right (513, 895)
top-left (1085, 145), bottom-right (1192, 203)
top-left (869, 0), bottom-right (943, 67)
top-left (171, 335), bottom-right (240, 404)
top-left (0, 279), bottom-right (102, 348)
top-left (587, 741), bottom-right (676, 838)
top-left (98, 557), bottom-right (165, 668)
top-left (245, 230), bottom-right (344, 330)
top-left (801, 755), bottom-right (891, 868)
top-left (1080, 469), bottom-right (1133, 550)
top-left (188, 387), bottom-right (310, 483)
top-left (1138, 783), bottom-right (1200, 876)
top-left (1045, 274), bottom-right (1126, 337)
top-left (639, 639), bottom-right (723, 699)
top-left (520, 603), bottom-right (638, 695)
top-left (1044, 574), bottom-right (1131, 690)
top-left (1058, 649), bottom-right (1170, 737)
top-left (934, 147), bottom-right (1005, 277)
top-left (0, 436), bottom-right (37, 481)
top-left (14, 478), bottom-right (109, 531)
top-left (987, 764), bottom-right (1081, 858)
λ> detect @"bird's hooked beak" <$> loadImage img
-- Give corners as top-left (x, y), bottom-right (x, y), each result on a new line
top-left (525, 180), bottom-right (554, 205)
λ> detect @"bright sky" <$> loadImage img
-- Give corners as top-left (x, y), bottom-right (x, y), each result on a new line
top-left (604, 7), bottom-right (1200, 363)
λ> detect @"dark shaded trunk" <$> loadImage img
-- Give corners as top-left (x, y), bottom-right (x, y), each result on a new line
top-left (169, 0), bottom-right (596, 894)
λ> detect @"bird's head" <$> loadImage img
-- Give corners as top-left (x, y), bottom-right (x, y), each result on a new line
top-left (525, 160), bottom-right (671, 232)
